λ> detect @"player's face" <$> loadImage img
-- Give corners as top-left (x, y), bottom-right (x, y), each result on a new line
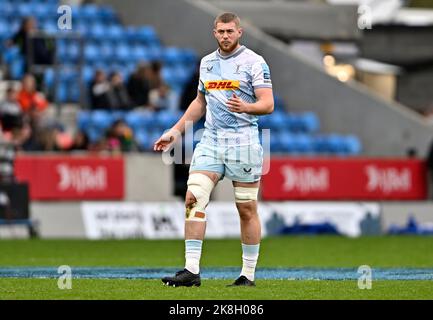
top-left (214, 21), bottom-right (243, 54)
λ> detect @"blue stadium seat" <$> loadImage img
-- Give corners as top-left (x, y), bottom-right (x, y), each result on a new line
top-left (268, 111), bottom-right (287, 131)
top-left (41, 21), bottom-right (58, 34)
top-left (89, 23), bottom-right (106, 40)
top-left (276, 132), bottom-right (295, 153)
top-left (147, 44), bottom-right (163, 61)
top-left (163, 47), bottom-right (183, 67)
top-left (84, 43), bottom-right (99, 63)
top-left (106, 25), bottom-right (124, 41)
top-left (81, 65), bottom-right (94, 84)
top-left (99, 6), bottom-right (118, 24)
top-left (325, 134), bottom-right (346, 154)
top-left (125, 111), bottom-right (154, 132)
top-left (33, 3), bottom-right (50, 20)
top-left (312, 135), bottom-right (327, 153)
top-left (91, 110), bottom-right (114, 130)
top-left (343, 135), bottom-right (362, 155)
top-left (77, 111), bottom-right (92, 131)
top-left (136, 26), bottom-right (159, 45)
top-left (0, 19), bottom-right (10, 41)
top-left (80, 4), bottom-right (99, 21)
top-left (301, 112), bottom-right (320, 133)
top-left (155, 110), bottom-right (183, 129)
top-left (258, 113), bottom-right (272, 129)
top-left (179, 48), bottom-right (197, 65)
top-left (114, 43), bottom-right (130, 63)
top-left (0, 3), bottom-right (13, 19)
top-left (43, 68), bottom-right (55, 88)
top-left (16, 3), bottom-right (32, 18)
top-left (86, 127), bottom-right (104, 144)
top-left (172, 65), bottom-right (191, 85)
top-left (111, 110), bottom-right (126, 121)
top-left (273, 95), bottom-right (286, 112)
top-left (55, 81), bottom-right (68, 103)
top-left (8, 55), bottom-right (25, 80)
top-left (65, 42), bottom-right (80, 62)
top-left (135, 129), bottom-right (151, 151)
top-left (147, 130), bottom-right (164, 149)
top-left (131, 45), bottom-right (151, 62)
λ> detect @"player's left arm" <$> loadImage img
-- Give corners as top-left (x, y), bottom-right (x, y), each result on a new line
top-left (227, 87), bottom-right (274, 115)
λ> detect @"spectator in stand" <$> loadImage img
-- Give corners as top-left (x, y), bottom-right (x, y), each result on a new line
top-left (179, 62), bottom-right (200, 112)
top-left (127, 63), bottom-right (151, 108)
top-left (149, 61), bottom-right (164, 90)
top-left (108, 71), bottom-right (132, 111)
top-left (105, 120), bottom-right (134, 152)
top-left (8, 17), bottom-right (55, 73)
top-left (68, 131), bottom-right (90, 151)
top-left (89, 70), bottom-right (111, 110)
top-left (0, 86), bottom-right (24, 132)
top-left (17, 73), bottom-right (48, 114)
top-left (149, 83), bottom-right (178, 112)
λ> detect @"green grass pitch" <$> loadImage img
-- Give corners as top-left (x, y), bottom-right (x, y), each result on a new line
top-left (0, 236), bottom-right (432, 300)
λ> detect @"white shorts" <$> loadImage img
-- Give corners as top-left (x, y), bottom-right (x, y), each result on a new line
top-left (189, 142), bottom-right (263, 183)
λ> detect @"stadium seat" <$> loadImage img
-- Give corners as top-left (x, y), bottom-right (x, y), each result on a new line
top-left (137, 26), bottom-right (159, 45)
top-left (55, 82), bottom-right (68, 103)
top-left (301, 112), bottom-right (320, 133)
top-left (155, 110), bottom-right (183, 129)
top-left (325, 134), bottom-right (346, 154)
top-left (106, 25), bottom-right (124, 41)
top-left (99, 6), bottom-right (118, 24)
top-left (0, 3), bottom-right (13, 19)
top-left (125, 111), bottom-right (155, 132)
top-left (90, 110), bottom-right (114, 130)
top-left (343, 135), bottom-right (362, 155)
top-left (114, 44), bottom-right (131, 63)
top-left (86, 127), bottom-right (104, 144)
top-left (33, 3), bottom-right (50, 20)
top-left (0, 19), bottom-right (10, 41)
top-left (111, 110), bottom-right (126, 122)
top-left (43, 68), bottom-right (55, 88)
top-left (268, 111), bottom-right (287, 131)
top-left (84, 44), bottom-right (99, 63)
top-left (16, 3), bottom-right (32, 18)
top-left (80, 4), bottom-right (100, 21)
top-left (89, 23), bottom-right (106, 40)
top-left (163, 47), bottom-right (183, 67)
top-left (131, 45), bottom-right (151, 62)
top-left (135, 130), bottom-right (151, 151)
top-left (273, 95), bottom-right (286, 112)
top-left (77, 111), bottom-right (92, 131)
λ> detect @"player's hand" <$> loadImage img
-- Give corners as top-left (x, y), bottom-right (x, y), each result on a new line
top-left (153, 129), bottom-right (180, 152)
top-left (227, 93), bottom-right (250, 114)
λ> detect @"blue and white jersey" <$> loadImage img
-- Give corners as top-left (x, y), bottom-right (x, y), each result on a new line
top-left (198, 45), bottom-right (272, 146)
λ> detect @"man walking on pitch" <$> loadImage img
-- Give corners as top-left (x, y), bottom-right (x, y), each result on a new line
top-left (154, 12), bottom-right (274, 287)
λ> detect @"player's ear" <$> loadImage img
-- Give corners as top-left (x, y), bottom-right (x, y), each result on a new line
top-left (238, 27), bottom-right (243, 37)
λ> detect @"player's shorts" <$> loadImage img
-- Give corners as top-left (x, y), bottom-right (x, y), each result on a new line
top-left (189, 141), bottom-right (263, 183)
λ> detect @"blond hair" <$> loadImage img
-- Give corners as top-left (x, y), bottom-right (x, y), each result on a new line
top-left (214, 12), bottom-right (240, 28)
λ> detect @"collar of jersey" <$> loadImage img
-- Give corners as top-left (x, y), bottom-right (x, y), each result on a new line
top-left (216, 45), bottom-right (246, 60)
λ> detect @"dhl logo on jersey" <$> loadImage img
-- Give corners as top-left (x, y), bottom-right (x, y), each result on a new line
top-left (205, 80), bottom-right (240, 90)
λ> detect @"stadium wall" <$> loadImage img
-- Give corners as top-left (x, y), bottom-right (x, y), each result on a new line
top-left (103, 0), bottom-right (433, 157)
top-left (22, 200), bottom-right (433, 239)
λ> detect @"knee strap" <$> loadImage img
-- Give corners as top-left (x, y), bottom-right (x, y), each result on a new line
top-left (234, 187), bottom-right (259, 203)
top-left (186, 173), bottom-right (214, 221)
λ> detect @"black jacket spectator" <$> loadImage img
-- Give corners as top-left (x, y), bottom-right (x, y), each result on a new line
top-left (127, 64), bottom-right (151, 107)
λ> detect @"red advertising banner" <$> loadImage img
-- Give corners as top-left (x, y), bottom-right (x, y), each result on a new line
top-left (261, 158), bottom-right (427, 200)
top-left (14, 155), bottom-right (124, 200)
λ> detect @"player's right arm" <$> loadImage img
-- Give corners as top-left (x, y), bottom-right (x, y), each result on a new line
top-left (153, 90), bottom-right (206, 152)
